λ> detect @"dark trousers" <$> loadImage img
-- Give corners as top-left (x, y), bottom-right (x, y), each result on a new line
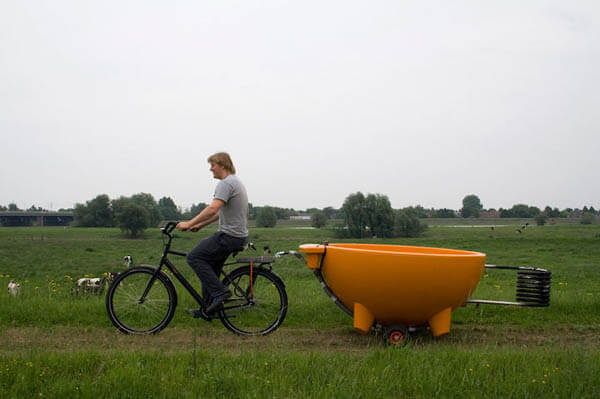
top-left (186, 231), bottom-right (248, 302)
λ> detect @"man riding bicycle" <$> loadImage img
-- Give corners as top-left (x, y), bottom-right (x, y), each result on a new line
top-left (176, 152), bottom-right (248, 315)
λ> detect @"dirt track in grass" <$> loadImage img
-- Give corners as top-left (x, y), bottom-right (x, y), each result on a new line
top-left (3, 325), bottom-right (600, 354)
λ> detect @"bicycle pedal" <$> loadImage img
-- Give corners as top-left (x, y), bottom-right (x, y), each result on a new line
top-left (185, 308), bottom-right (213, 321)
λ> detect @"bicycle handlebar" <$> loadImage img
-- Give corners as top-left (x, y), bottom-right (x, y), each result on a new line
top-left (161, 221), bottom-right (179, 235)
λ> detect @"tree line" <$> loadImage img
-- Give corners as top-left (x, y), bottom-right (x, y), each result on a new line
top-left (457, 194), bottom-right (598, 224)
top-left (2, 192), bottom-right (597, 236)
top-left (61, 193), bottom-right (341, 237)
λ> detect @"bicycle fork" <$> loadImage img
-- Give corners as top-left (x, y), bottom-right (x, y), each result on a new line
top-left (137, 265), bottom-right (165, 305)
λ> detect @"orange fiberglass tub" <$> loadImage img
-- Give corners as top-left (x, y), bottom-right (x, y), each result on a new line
top-left (299, 243), bottom-right (486, 337)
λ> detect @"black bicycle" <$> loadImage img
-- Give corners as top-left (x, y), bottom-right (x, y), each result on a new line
top-left (106, 221), bottom-right (295, 336)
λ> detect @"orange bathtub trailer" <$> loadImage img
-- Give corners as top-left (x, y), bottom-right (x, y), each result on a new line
top-left (299, 243), bottom-right (486, 337)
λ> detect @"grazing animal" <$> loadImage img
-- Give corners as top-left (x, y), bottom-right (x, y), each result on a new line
top-left (516, 229), bottom-right (522, 234)
top-left (72, 273), bottom-right (115, 296)
top-left (124, 255), bottom-right (133, 268)
top-left (8, 280), bottom-right (20, 296)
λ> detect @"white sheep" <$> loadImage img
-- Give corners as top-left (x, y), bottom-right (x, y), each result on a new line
top-left (8, 280), bottom-right (20, 296)
top-left (73, 273), bottom-right (115, 296)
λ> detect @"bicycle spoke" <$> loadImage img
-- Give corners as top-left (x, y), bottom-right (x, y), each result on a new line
top-left (107, 268), bottom-right (176, 335)
top-left (219, 268), bottom-right (287, 336)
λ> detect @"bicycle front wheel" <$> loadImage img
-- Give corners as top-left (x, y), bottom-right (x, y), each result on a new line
top-left (106, 266), bottom-right (177, 334)
top-left (219, 266), bottom-right (287, 336)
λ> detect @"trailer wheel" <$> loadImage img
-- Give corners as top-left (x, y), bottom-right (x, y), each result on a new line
top-left (386, 326), bottom-right (408, 346)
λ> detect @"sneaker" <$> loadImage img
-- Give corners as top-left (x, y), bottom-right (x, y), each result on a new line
top-left (205, 291), bottom-right (232, 314)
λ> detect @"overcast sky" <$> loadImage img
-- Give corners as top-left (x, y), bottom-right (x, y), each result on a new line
top-left (1, 1), bottom-right (598, 212)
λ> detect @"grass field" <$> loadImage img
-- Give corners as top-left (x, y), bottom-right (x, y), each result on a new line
top-left (1, 221), bottom-right (599, 398)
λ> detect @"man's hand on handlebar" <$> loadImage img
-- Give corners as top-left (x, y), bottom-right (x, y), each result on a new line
top-left (176, 221), bottom-right (191, 232)
top-left (176, 221), bottom-right (200, 232)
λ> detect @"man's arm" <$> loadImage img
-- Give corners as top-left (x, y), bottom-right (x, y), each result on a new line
top-left (176, 199), bottom-right (224, 232)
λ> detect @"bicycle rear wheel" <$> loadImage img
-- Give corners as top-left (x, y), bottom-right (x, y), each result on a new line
top-left (219, 266), bottom-right (287, 336)
top-left (106, 266), bottom-right (177, 334)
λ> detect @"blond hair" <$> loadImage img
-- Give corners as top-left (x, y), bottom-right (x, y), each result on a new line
top-left (207, 152), bottom-right (236, 174)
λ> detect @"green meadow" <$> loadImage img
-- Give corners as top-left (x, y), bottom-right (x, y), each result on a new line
top-left (1, 221), bottom-right (599, 398)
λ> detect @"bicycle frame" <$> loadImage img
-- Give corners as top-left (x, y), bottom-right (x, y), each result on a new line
top-left (143, 221), bottom-right (273, 313)
top-left (107, 221), bottom-right (293, 335)
top-left (158, 252), bottom-right (207, 307)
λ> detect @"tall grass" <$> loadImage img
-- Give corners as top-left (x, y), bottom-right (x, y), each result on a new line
top-left (1, 223), bottom-right (599, 397)
top-left (2, 346), bottom-right (599, 398)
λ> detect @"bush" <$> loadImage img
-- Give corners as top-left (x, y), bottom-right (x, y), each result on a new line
top-left (535, 213), bottom-right (548, 226)
top-left (394, 210), bottom-right (427, 237)
top-left (256, 206), bottom-right (277, 228)
top-left (581, 213), bottom-right (595, 225)
top-left (311, 211), bottom-right (329, 229)
top-left (116, 202), bottom-right (150, 237)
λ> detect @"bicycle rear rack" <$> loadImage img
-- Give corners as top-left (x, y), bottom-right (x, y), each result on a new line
top-left (467, 264), bottom-right (552, 307)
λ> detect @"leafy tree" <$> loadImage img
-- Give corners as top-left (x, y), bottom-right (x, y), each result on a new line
top-left (500, 204), bottom-right (541, 218)
top-left (111, 196), bottom-right (129, 220)
top-left (73, 203), bottom-right (88, 226)
top-left (273, 207), bottom-right (295, 220)
top-left (341, 192), bottom-right (367, 237)
top-left (74, 194), bottom-right (113, 227)
top-left (559, 209), bottom-right (571, 218)
top-left (130, 193), bottom-right (161, 227)
top-left (256, 206), bottom-right (277, 228)
top-left (461, 195), bottom-right (483, 218)
top-left (322, 206), bottom-right (340, 220)
top-left (434, 208), bottom-right (457, 218)
top-left (311, 210), bottom-right (329, 228)
top-left (403, 205), bottom-right (428, 219)
top-left (364, 194), bottom-right (394, 237)
top-left (394, 209), bottom-right (427, 237)
top-left (544, 206), bottom-right (561, 218)
top-left (184, 202), bottom-right (208, 219)
top-left (0, 205), bottom-right (7, 211)
top-left (158, 197), bottom-right (179, 221)
top-left (8, 203), bottom-right (21, 211)
top-left (116, 201), bottom-right (150, 237)
top-left (582, 206), bottom-right (597, 215)
top-left (340, 192), bottom-right (396, 238)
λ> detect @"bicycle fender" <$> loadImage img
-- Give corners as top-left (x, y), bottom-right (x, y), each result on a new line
top-left (265, 269), bottom-right (286, 288)
top-left (227, 265), bottom-right (286, 289)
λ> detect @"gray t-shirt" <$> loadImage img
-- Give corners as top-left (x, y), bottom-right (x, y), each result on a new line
top-left (213, 174), bottom-right (248, 238)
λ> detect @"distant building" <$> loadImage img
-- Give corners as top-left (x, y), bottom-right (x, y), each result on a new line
top-left (290, 214), bottom-right (311, 221)
top-left (0, 211), bottom-right (74, 227)
top-left (479, 211), bottom-right (501, 218)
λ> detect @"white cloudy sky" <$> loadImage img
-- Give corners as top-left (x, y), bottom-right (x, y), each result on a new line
top-left (1, 1), bottom-right (598, 212)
